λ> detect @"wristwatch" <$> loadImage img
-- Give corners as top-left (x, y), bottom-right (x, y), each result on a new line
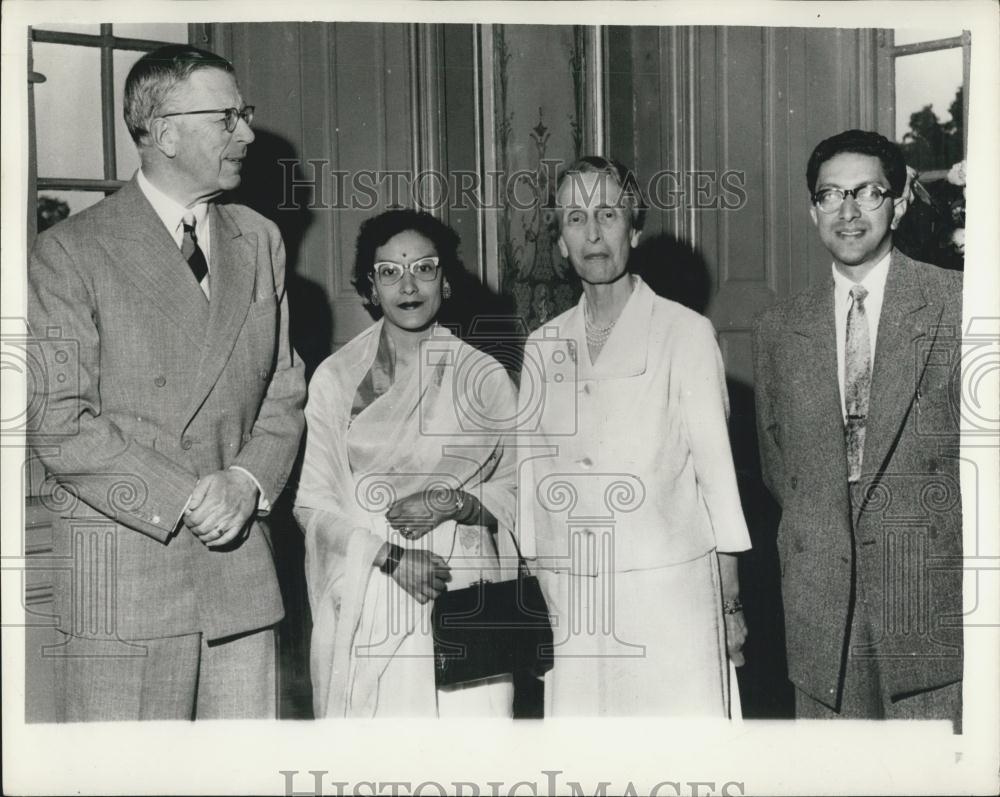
top-left (379, 543), bottom-right (404, 575)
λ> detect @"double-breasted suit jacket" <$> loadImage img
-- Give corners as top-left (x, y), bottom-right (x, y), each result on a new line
top-left (753, 250), bottom-right (963, 707)
top-left (28, 177), bottom-right (306, 642)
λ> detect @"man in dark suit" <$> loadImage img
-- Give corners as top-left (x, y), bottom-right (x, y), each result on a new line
top-left (27, 45), bottom-right (306, 720)
top-left (753, 130), bottom-right (963, 724)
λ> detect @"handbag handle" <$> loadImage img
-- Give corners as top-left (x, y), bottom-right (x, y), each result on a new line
top-left (501, 527), bottom-right (533, 579)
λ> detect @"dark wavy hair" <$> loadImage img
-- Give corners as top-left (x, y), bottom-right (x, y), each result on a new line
top-left (806, 129), bottom-right (908, 196)
top-left (551, 155), bottom-right (647, 232)
top-left (352, 208), bottom-right (463, 315)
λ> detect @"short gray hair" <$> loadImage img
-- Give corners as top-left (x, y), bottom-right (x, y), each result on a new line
top-left (123, 44), bottom-right (234, 145)
top-left (552, 156), bottom-right (646, 232)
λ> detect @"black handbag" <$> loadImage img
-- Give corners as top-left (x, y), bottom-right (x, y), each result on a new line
top-left (431, 541), bottom-right (553, 688)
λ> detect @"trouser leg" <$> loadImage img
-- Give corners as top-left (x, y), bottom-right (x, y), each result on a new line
top-left (195, 626), bottom-right (277, 719)
top-left (52, 631), bottom-right (200, 721)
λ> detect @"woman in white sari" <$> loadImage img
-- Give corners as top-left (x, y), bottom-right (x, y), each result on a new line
top-left (294, 209), bottom-right (518, 718)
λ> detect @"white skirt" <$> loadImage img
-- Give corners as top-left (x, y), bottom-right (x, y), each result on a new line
top-left (538, 550), bottom-right (730, 717)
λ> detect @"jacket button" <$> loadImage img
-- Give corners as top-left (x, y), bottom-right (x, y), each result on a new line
top-left (181, 438), bottom-right (193, 450)
top-left (789, 476), bottom-right (798, 489)
top-left (154, 376), bottom-right (166, 387)
top-left (258, 369), bottom-right (269, 380)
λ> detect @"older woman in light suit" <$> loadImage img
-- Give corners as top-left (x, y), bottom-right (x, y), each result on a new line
top-left (518, 157), bottom-right (751, 716)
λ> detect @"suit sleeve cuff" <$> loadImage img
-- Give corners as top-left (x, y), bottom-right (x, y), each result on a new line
top-left (229, 466), bottom-right (271, 514)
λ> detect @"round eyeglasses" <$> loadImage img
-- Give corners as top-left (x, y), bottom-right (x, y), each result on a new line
top-left (371, 256), bottom-right (441, 286)
top-left (159, 105), bottom-right (255, 133)
top-left (812, 183), bottom-right (895, 214)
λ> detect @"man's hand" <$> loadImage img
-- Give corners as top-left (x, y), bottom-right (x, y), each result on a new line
top-left (724, 609), bottom-right (748, 667)
top-left (391, 549), bottom-right (451, 604)
top-left (184, 469), bottom-right (259, 547)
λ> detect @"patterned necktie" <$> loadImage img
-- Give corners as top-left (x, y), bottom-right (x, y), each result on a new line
top-left (180, 215), bottom-right (209, 292)
top-left (845, 284), bottom-right (871, 482)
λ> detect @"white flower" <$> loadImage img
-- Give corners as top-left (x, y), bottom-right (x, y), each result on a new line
top-left (947, 161), bottom-right (967, 186)
top-left (903, 165), bottom-right (918, 204)
top-left (951, 228), bottom-right (965, 253)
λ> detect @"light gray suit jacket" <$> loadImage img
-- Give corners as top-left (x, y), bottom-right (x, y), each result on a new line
top-left (28, 177), bottom-right (306, 642)
top-left (753, 250), bottom-right (963, 707)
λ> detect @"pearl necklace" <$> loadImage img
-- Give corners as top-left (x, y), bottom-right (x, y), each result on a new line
top-left (584, 309), bottom-right (617, 348)
top-left (584, 275), bottom-right (635, 351)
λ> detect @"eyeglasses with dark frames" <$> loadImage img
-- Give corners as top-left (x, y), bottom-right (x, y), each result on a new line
top-left (159, 105), bottom-right (255, 133)
top-left (812, 183), bottom-right (896, 214)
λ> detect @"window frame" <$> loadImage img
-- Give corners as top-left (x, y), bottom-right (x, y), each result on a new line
top-left (875, 29), bottom-right (971, 180)
top-left (28, 23), bottom-right (205, 240)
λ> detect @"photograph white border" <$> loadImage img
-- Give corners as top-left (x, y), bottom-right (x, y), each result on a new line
top-left (2, 2), bottom-right (997, 795)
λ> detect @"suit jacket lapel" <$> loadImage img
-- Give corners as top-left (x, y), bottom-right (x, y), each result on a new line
top-left (861, 251), bottom-right (936, 488)
top-left (789, 277), bottom-right (850, 477)
top-left (109, 179), bottom-right (210, 343)
top-left (182, 203), bottom-right (256, 424)
top-left (575, 277), bottom-right (651, 380)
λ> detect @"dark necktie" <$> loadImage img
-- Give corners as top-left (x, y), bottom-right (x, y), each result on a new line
top-left (845, 284), bottom-right (871, 482)
top-left (181, 215), bottom-right (209, 293)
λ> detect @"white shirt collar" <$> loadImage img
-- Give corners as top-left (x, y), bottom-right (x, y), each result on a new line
top-left (136, 169), bottom-right (209, 241)
top-left (831, 250), bottom-right (891, 306)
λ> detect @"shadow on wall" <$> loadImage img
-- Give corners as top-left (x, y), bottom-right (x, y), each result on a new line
top-left (229, 128), bottom-right (332, 380)
top-left (228, 129), bottom-right (329, 719)
top-left (633, 233), bottom-right (794, 719)
top-left (439, 265), bottom-right (525, 381)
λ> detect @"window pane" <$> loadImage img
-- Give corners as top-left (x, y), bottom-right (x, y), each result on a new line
top-left (32, 24), bottom-right (101, 36)
top-left (112, 23), bottom-right (188, 43)
top-left (893, 28), bottom-right (964, 46)
top-left (37, 191), bottom-right (105, 229)
top-left (33, 43), bottom-right (104, 179)
top-left (113, 49), bottom-right (144, 179)
top-left (895, 47), bottom-right (964, 171)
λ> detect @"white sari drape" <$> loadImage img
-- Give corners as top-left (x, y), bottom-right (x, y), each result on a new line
top-left (294, 322), bottom-right (518, 717)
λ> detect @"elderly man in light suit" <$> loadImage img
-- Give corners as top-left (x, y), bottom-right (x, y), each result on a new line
top-left (754, 130), bottom-right (963, 726)
top-left (28, 44), bottom-right (306, 720)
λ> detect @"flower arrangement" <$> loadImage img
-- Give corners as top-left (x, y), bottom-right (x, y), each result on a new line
top-left (896, 160), bottom-right (966, 270)
top-left (945, 160), bottom-right (966, 254)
